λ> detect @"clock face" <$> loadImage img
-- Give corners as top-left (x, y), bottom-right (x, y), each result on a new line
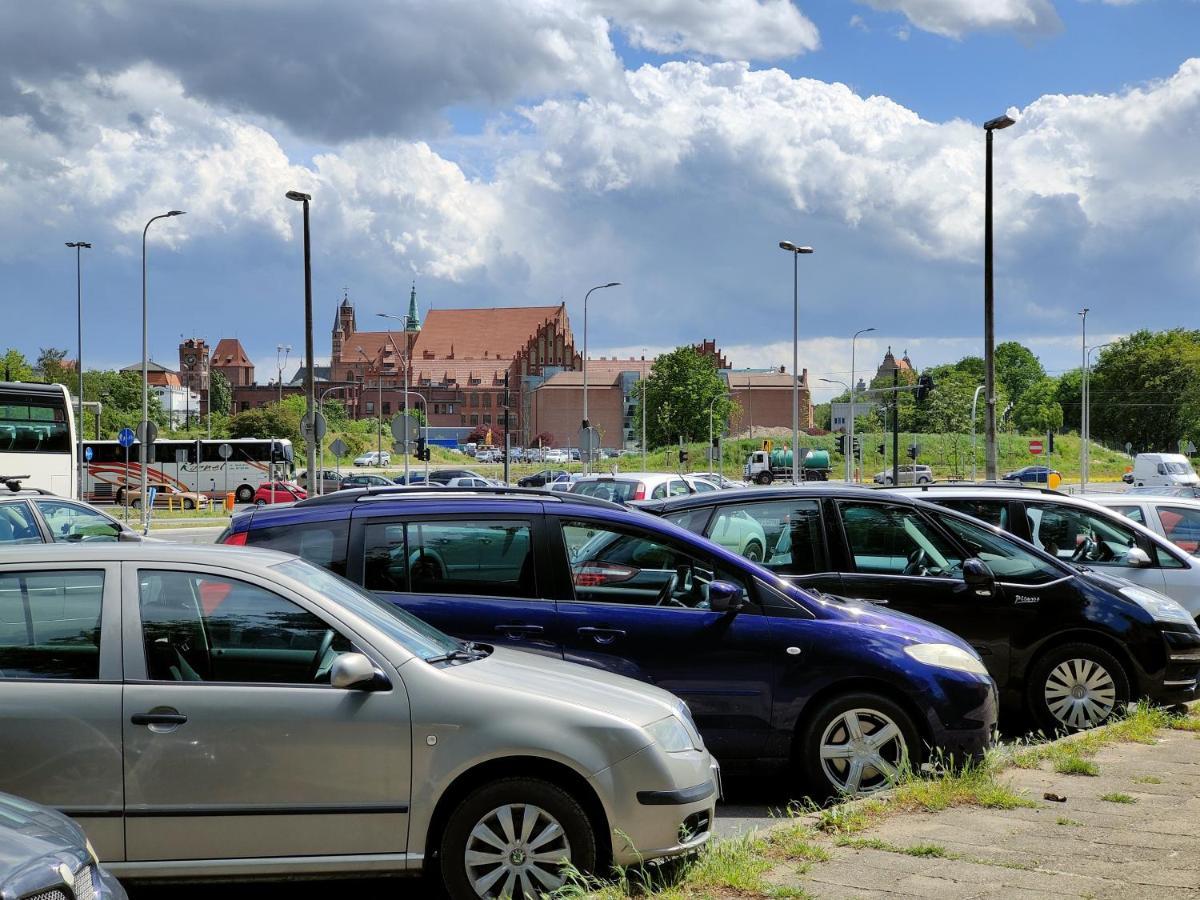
top-left (185, 355), bottom-right (196, 366)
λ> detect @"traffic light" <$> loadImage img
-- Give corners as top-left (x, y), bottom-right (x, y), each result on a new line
top-left (876, 442), bottom-right (885, 456)
top-left (1047, 430), bottom-right (1055, 454)
top-left (836, 434), bottom-right (847, 454)
top-left (915, 373), bottom-right (935, 403)
top-left (422, 445), bottom-right (432, 462)
top-left (852, 437), bottom-right (861, 457)
top-left (907, 443), bottom-right (919, 461)
top-left (416, 437), bottom-right (431, 461)
top-left (678, 449), bottom-right (689, 465)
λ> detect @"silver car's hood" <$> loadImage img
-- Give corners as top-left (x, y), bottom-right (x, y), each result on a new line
top-left (0, 792), bottom-right (86, 883)
top-left (447, 647), bottom-right (685, 728)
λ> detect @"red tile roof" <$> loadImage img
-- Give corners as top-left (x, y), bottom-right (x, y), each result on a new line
top-left (211, 339), bottom-right (252, 368)
top-left (411, 305), bottom-right (566, 361)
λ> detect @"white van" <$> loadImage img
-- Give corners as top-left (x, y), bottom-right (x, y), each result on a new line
top-left (1132, 453), bottom-right (1199, 488)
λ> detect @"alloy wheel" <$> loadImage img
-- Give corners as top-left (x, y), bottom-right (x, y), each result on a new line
top-left (819, 708), bottom-right (907, 796)
top-left (464, 803), bottom-right (572, 898)
top-left (1044, 658), bottom-right (1117, 729)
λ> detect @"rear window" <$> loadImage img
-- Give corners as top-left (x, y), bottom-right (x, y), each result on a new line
top-left (573, 480), bottom-right (639, 502)
top-left (243, 519), bottom-right (350, 576)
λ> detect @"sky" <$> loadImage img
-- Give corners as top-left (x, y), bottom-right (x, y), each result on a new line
top-left (1, 0), bottom-right (1197, 402)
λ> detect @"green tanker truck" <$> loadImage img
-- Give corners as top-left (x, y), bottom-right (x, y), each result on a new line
top-left (743, 447), bottom-right (831, 485)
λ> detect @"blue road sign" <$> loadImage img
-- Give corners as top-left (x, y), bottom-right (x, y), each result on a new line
top-left (118, 427), bottom-right (136, 448)
top-left (84, 446), bottom-right (93, 462)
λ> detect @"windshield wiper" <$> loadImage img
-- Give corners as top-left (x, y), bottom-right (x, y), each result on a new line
top-left (425, 641), bottom-right (489, 665)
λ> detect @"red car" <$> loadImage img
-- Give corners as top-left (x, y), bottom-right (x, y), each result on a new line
top-left (252, 481), bottom-right (307, 506)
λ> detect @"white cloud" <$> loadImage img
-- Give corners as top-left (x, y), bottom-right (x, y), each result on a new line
top-left (855, 0), bottom-right (1063, 38)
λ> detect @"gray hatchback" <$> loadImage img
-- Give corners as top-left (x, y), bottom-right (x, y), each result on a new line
top-left (0, 544), bottom-right (716, 899)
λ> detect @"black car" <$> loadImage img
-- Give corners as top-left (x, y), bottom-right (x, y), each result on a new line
top-left (517, 468), bottom-right (568, 488)
top-left (642, 486), bottom-right (1200, 733)
top-left (424, 468), bottom-right (485, 485)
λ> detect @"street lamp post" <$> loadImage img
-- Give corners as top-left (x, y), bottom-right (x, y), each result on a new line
top-left (820, 377), bottom-right (851, 480)
top-left (1078, 308), bottom-right (1089, 491)
top-left (983, 113), bottom-right (1014, 481)
top-left (275, 344), bottom-right (291, 405)
top-left (641, 349), bottom-right (648, 472)
top-left (65, 241), bottom-right (91, 499)
top-left (356, 347), bottom-right (384, 468)
top-left (377, 313), bottom-right (415, 483)
top-left (849, 326), bottom-right (875, 483)
top-left (316, 384), bottom-right (348, 495)
top-left (707, 392), bottom-right (732, 477)
top-left (1083, 341), bottom-right (1111, 492)
top-left (779, 242), bottom-right (814, 485)
top-left (285, 191), bottom-right (317, 503)
top-left (581, 282), bottom-right (620, 476)
top-left (141, 210), bottom-right (184, 534)
top-left (970, 384), bottom-right (986, 481)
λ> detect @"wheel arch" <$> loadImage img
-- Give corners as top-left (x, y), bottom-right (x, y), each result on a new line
top-left (789, 676), bottom-right (935, 764)
top-left (1022, 628), bottom-right (1140, 696)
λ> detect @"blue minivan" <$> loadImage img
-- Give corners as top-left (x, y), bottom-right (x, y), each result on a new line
top-left (220, 487), bottom-right (997, 796)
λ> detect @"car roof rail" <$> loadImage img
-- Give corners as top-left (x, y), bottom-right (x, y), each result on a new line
top-left (0, 477), bottom-right (55, 496)
top-left (294, 484), bottom-right (624, 510)
top-left (890, 480), bottom-right (1067, 495)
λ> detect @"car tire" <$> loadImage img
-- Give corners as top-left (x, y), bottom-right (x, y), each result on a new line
top-left (440, 777), bottom-right (597, 900)
top-left (235, 485), bottom-right (254, 503)
top-left (918, 477), bottom-right (931, 485)
top-left (184, 499), bottom-right (195, 510)
top-left (1027, 642), bottom-right (1129, 734)
top-left (130, 499), bottom-right (141, 509)
top-left (756, 472), bottom-right (772, 486)
top-left (115, 488), bottom-right (126, 506)
top-left (743, 540), bottom-right (763, 563)
top-left (799, 692), bottom-right (919, 801)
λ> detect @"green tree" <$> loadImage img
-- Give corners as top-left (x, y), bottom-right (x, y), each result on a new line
top-left (911, 369), bottom-right (976, 434)
top-left (209, 370), bottom-right (232, 417)
top-left (995, 342), bottom-right (1045, 407)
top-left (1055, 369), bottom-right (1083, 434)
top-left (1012, 376), bottom-right (1064, 434)
top-left (229, 402), bottom-right (303, 450)
top-left (37, 347), bottom-right (71, 383)
top-left (632, 347), bottom-right (737, 449)
top-left (1, 349), bottom-right (34, 381)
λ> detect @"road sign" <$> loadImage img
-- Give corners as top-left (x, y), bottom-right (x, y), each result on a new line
top-left (1029, 440), bottom-right (1043, 455)
top-left (217, 443), bottom-right (233, 460)
top-left (1188, 442), bottom-right (1198, 456)
top-left (390, 414), bottom-right (409, 442)
top-left (84, 446), bottom-right (93, 462)
top-left (329, 438), bottom-right (349, 458)
top-left (135, 421), bottom-right (158, 446)
top-left (1125, 442), bottom-right (1134, 455)
top-left (117, 427), bottom-right (136, 448)
top-left (579, 426), bottom-right (598, 456)
top-left (300, 411), bottom-right (327, 443)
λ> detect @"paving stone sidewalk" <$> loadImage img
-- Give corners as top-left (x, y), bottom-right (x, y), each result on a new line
top-left (783, 729), bottom-right (1200, 899)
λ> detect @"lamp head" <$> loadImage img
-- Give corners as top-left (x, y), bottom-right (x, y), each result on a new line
top-left (166, 210), bottom-right (185, 217)
top-left (285, 191), bottom-right (311, 202)
top-left (779, 242), bottom-right (814, 254)
top-left (65, 241), bottom-right (92, 248)
top-left (984, 114), bottom-right (1016, 131)
top-left (602, 282), bottom-right (620, 288)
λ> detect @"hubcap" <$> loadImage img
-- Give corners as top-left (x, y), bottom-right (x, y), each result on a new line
top-left (819, 708), bottom-right (907, 796)
top-left (1045, 658), bottom-right (1117, 729)
top-left (464, 803), bottom-right (571, 899)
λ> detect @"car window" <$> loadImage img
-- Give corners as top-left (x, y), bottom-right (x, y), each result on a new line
top-left (560, 519), bottom-right (750, 609)
top-left (0, 501), bottom-right (43, 544)
top-left (837, 502), bottom-right (963, 577)
top-left (574, 480), bottom-right (638, 502)
top-left (1108, 504), bottom-right (1145, 526)
top-left (34, 500), bottom-right (122, 542)
top-left (1157, 506), bottom-right (1200, 555)
top-left (650, 481), bottom-right (669, 500)
top-left (363, 519), bottom-right (536, 598)
top-left (138, 570), bottom-right (354, 684)
top-left (690, 479), bottom-right (717, 493)
top-left (931, 513), bottom-right (1064, 585)
top-left (668, 479), bottom-right (691, 497)
top-left (937, 498), bottom-right (1009, 529)
top-left (0, 570), bottom-right (104, 679)
top-left (1026, 502), bottom-right (1142, 568)
top-left (243, 519), bottom-right (350, 576)
top-left (707, 500), bottom-right (825, 575)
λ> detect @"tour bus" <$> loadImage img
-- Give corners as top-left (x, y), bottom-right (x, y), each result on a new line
top-left (0, 381), bottom-right (77, 497)
top-left (82, 437), bottom-right (293, 504)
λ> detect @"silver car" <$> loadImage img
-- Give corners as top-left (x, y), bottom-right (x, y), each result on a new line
top-left (0, 544), bottom-right (716, 898)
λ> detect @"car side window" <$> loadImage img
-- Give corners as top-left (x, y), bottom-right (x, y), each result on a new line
top-left (932, 513), bottom-right (1063, 585)
top-left (837, 502), bottom-right (963, 577)
top-left (706, 500), bottom-right (825, 575)
top-left (1158, 506), bottom-right (1200, 555)
top-left (691, 480), bottom-right (717, 493)
top-left (651, 482), bottom-right (669, 500)
top-left (34, 500), bottom-right (122, 542)
top-left (363, 519), bottom-right (536, 599)
top-left (0, 501), bottom-right (42, 544)
top-left (1108, 504), bottom-right (1145, 526)
top-left (560, 519), bottom-right (751, 610)
top-left (1026, 502), bottom-right (1141, 568)
top-left (244, 519), bottom-right (350, 576)
top-left (937, 498), bottom-right (1008, 530)
top-left (138, 570), bottom-right (352, 684)
top-left (0, 570), bottom-right (104, 679)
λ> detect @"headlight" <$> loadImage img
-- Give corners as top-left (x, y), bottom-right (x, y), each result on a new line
top-left (904, 642), bottom-right (989, 676)
top-left (1120, 586), bottom-right (1195, 626)
top-left (85, 838), bottom-right (99, 865)
top-left (646, 716), bottom-right (696, 753)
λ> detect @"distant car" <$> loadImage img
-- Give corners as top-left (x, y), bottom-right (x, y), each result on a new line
top-left (340, 473), bottom-right (395, 490)
top-left (517, 468), bottom-right (568, 488)
top-left (0, 492), bottom-right (142, 544)
top-left (353, 451), bottom-right (390, 467)
top-left (569, 448), bottom-right (581, 461)
top-left (392, 472), bottom-right (429, 485)
top-left (425, 469), bottom-right (486, 485)
top-left (544, 449), bottom-right (568, 463)
top-left (0, 791), bottom-right (126, 899)
top-left (873, 465), bottom-right (933, 486)
top-left (296, 469), bottom-right (344, 494)
top-left (473, 448), bottom-right (501, 463)
top-left (1126, 484), bottom-right (1200, 499)
top-left (253, 481), bottom-right (307, 506)
top-left (572, 472), bottom-right (718, 502)
top-left (1003, 466), bottom-right (1061, 484)
top-left (122, 481), bottom-right (210, 510)
top-left (548, 473), bottom-right (586, 492)
top-left (690, 472), bottom-right (745, 490)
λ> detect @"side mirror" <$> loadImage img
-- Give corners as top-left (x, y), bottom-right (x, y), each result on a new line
top-left (1125, 547), bottom-right (1152, 568)
top-left (962, 558), bottom-right (995, 595)
top-left (331, 652), bottom-right (385, 691)
top-left (708, 580), bottom-right (744, 613)
top-left (118, 529), bottom-right (143, 543)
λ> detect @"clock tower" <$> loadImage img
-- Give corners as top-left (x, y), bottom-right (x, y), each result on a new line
top-left (178, 337), bottom-right (210, 417)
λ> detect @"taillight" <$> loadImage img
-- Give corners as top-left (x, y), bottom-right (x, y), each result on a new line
top-left (221, 530), bottom-right (247, 546)
top-left (632, 482), bottom-right (646, 501)
top-left (573, 562), bottom-right (638, 587)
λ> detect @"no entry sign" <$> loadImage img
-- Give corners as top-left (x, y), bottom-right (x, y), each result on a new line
top-left (1029, 440), bottom-right (1044, 455)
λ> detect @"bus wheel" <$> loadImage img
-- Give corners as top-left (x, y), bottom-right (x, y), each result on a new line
top-left (235, 485), bottom-right (254, 503)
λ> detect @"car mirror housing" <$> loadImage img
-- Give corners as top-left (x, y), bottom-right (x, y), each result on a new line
top-left (331, 652), bottom-right (385, 690)
top-left (1126, 547), bottom-right (1153, 568)
top-left (962, 558), bottom-right (995, 595)
top-left (118, 529), bottom-right (143, 543)
top-left (708, 580), bottom-right (744, 613)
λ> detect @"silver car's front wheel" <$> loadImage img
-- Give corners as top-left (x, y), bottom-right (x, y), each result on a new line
top-left (464, 803), bottom-right (571, 898)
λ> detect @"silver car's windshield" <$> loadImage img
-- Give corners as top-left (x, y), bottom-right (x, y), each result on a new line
top-left (273, 558), bottom-right (458, 660)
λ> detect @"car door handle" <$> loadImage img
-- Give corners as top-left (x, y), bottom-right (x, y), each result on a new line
top-left (577, 626), bottom-right (626, 645)
top-left (495, 624), bottom-right (544, 636)
top-left (131, 712), bottom-right (188, 726)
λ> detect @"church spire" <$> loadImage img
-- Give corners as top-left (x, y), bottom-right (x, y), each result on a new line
top-left (406, 281), bottom-right (421, 332)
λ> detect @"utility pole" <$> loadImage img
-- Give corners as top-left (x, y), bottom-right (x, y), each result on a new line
top-left (503, 370), bottom-right (511, 485)
top-left (891, 367), bottom-right (900, 488)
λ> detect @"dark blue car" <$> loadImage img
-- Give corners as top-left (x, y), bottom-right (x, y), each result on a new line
top-left (1002, 465), bottom-right (1061, 484)
top-left (220, 487), bottom-right (997, 796)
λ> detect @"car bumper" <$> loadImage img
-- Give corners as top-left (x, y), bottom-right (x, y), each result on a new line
top-left (1145, 628), bottom-right (1200, 706)
top-left (922, 675), bottom-right (998, 765)
top-left (589, 746), bottom-right (718, 866)
top-left (98, 866), bottom-right (130, 899)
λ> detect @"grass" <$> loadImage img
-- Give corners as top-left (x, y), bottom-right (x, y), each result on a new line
top-left (1056, 817), bottom-right (1084, 826)
top-left (1053, 755), bottom-right (1100, 777)
top-left (1100, 792), bottom-right (1137, 804)
top-left (1133, 775), bottom-right (1163, 784)
top-left (1010, 702), bottom-right (1176, 771)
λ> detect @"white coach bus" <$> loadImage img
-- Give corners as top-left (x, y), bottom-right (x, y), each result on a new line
top-left (82, 437), bottom-right (294, 504)
top-left (0, 381), bottom-right (77, 497)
